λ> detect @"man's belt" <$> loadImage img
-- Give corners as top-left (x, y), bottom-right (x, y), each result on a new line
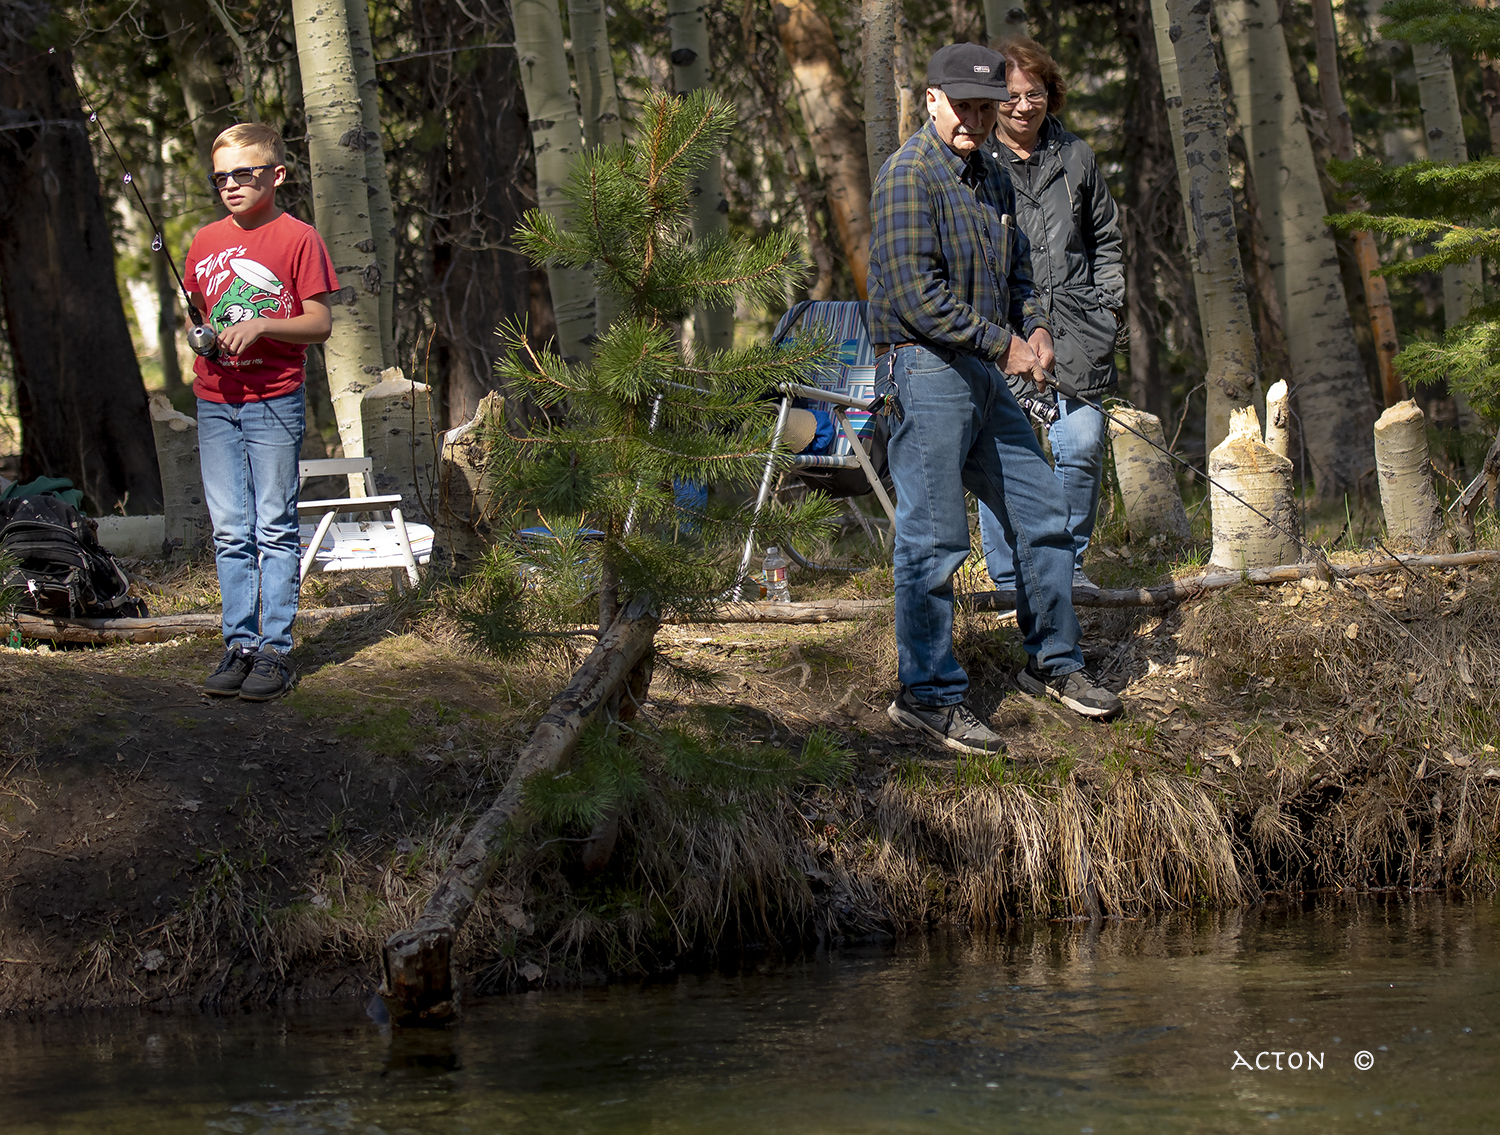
top-left (874, 340), bottom-right (958, 362)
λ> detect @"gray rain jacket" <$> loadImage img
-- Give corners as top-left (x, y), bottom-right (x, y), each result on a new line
top-left (996, 115), bottom-right (1124, 402)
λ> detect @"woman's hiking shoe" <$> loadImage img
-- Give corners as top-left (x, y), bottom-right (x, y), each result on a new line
top-left (1017, 661), bottom-right (1122, 719)
top-left (886, 689), bottom-right (1006, 755)
top-left (203, 646), bottom-right (255, 696)
top-left (239, 648), bottom-right (295, 701)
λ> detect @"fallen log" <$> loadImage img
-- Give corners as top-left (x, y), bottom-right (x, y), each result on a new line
top-left (9, 604), bottom-right (378, 645)
top-left (670, 551), bottom-right (1500, 623)
top-left (379, 592), bottom-right (660, 1027)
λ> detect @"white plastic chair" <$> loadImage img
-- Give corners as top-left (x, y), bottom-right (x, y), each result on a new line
top-left (297, 457), bottom-right (433, 589)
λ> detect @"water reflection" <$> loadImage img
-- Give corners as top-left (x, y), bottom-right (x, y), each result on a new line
top-left (1, 895), bottom-right (1496, 1133)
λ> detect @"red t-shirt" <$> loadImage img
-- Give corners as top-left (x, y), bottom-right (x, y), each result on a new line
top-left (185, 212), bottom-right (339, 403)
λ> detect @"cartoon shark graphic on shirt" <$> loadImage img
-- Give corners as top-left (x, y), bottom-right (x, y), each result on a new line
top-left (208, 257), bottom-right (291, 328)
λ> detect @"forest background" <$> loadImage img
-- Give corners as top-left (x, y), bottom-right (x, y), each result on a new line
top-left (0, 0), bottom-right (1495, 520)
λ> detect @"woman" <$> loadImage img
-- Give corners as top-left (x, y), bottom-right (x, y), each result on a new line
top-left (979, 38), bottom-right (1124, 593)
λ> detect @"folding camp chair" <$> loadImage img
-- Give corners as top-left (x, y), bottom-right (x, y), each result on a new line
top-left (735, 300), bottom-right (897, 596)
top-left (297, 457), bottom-right (434, 589)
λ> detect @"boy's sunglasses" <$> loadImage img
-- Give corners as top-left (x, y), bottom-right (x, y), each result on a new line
top-left (209, 164), bottom-right (277, 191)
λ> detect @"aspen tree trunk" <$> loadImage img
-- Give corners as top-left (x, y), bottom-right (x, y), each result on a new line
top-left (346, 0), bottom-right (396, 368)
top-left (1149, 0), bottom-right (1212, 343)
top-left (293, 0), bottom-right (386, 477)
top-left (1312, 0), bottom-right (1402, 408)
top-left (1410, 40), bottom-right (1481, 429)
top-left (1411, 42), bottom-right (1482, 328)
top-left (1108, 409), bottom-right (1190, 539)
top-left (1374, 401), bottom-right (1447, 550)
top-left (513, 0), bottom-right (597, 363)
top-left (863, 0), bottom-right (900, 183)
top-left (1217, 0), bottom-right (1374, 503)
top-left (894, 20), bottom-right (923, 144)
top-left (361, 368), bottom-right (438, 522)
top-left (148, 394), bottom-right (211, 560)
top-left (772, 0), bottom-right (872, 300)
top-left (1165, 0), bottom-right (1258, 452)
top-left (667, 0), bottom-right (734, 351)
top-left (567, 0), bottom-right (624, 341)
top-left (1264, 379), bottom-right (1292, 459)
top-left (145, 119), bottom-right (184, 395)
top-left (1209, 407), bottom-right (1300, 570)
top-left (161, 0), bottom-right (236, 216)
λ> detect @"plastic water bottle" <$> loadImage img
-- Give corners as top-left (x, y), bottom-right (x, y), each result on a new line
top-left (762, 546), bottom-right (791, 603)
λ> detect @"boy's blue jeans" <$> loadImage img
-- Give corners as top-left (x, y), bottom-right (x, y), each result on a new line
top-left (979, 395), bottom-right (1108, 587)
top-left (882, 346), bottom-right (1083, 706)
top-left (197, 391), bottom-right (305, 654)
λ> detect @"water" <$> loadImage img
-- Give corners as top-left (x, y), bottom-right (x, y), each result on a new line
top-left (2, 897), bottom-right (1498, 1133)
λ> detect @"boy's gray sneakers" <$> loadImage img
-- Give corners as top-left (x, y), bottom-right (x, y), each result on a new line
top-left (239, 648), bottom-right (295, 701)
top-left (203, 646), bottom-right (255, 696)
top-left (1017, 661), bottom-right (1122, 719)
top-left (887, 689), bottom-right (1006, 755)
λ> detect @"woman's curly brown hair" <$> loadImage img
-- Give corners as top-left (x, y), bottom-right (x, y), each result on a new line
top-left (997, 36), bottom-right (1067, 115)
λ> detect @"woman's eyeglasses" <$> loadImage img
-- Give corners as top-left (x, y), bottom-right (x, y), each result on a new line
top-left (1000, 90), bottom-right (1048, 110)
top-left (209, 164), bottom-right (276, 191)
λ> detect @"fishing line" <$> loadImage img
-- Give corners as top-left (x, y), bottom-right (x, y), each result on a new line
top-left (1035, 370), bottom-right (1439, 663)
top-left (67, 50), bottom-right (219, 358)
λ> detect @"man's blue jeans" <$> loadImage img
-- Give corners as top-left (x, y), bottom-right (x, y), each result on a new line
top-left (197, 391), bottom-right (305, 654)
top-left (980, 396), bottom-right (1107, 588)
top-left (882, 346), bottom-right (1083, 706)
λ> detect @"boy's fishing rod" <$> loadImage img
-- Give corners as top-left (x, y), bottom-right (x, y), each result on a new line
top-left (70, 55), bottom-right (220, 359)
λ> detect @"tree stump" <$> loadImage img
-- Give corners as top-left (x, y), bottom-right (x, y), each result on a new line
top-left (148, 394), bottom-right (211, 560)
top-left (1374, 399), bottom-right (1448, 550)
top-left (433, 392), bottom-right (504, 574)
top-left (360, 368), bottom-right (438, 519)
top-left (1263, 379), bottom-right (1292, 459)
top-left (1209, 406), bottom-right (1300, 570)
top-left (1108, 408), bottom-right (1190, 539)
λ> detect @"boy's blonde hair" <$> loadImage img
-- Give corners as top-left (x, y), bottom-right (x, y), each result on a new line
top-left (210, 123), bottom-right (287, 167)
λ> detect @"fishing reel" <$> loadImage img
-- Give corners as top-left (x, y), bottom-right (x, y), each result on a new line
top-left (187, 323), bottom-right (220, 359)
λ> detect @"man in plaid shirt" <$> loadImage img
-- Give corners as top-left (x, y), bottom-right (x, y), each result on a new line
top-left (871, 42), bottom-right (1122, 756)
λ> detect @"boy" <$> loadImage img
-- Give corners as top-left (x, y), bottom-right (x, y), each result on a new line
top-left (184, 123), bottom-right (338, 700)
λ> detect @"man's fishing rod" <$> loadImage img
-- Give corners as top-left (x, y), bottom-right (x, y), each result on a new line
top-left (1029, 366), bottom-right (1440, 662)
top-left (70, 57), bottom-right (220, 360)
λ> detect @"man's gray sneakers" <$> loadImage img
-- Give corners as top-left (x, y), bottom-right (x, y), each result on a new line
top-left (1017, 661), bottom-right (1122, 719)
top-left (887, 688), bottom-right (1006, 755)
top-left (239, 648), bottom-right (295, 701)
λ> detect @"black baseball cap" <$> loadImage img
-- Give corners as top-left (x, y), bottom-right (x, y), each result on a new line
top-left (926, 43), bottom-right (1009, 102)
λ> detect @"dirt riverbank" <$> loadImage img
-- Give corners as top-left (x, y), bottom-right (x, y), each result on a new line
top-left (2, 558), bottom-right (1497, 1014)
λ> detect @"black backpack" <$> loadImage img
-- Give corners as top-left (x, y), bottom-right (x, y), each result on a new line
top-left (0, 494), bottom-right (147, 618)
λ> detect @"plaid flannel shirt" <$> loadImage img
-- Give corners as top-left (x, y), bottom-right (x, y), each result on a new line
top-left (867, 120), bottom-right (1050, 360)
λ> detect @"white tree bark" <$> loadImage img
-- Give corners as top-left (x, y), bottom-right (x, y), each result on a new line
top-left (1209, 406), bottom-right (1300, 570)
top-left (1108, 408), bottom-right (1190, 539)
top-left (149, 393), bottom-right (211, 560)
top-left (1263, 378), bottom-right (1291, 459)
top-left (862, 0), bottom-right (900, 183)
top-left (345, 0), bottom-right (396, 368)
top-left (360, 367), bottom-right (438, 522)
top-left (1217, 0), bottom-right (1374, 503)
top-left (566, 0), bottom-right (624, 341)
top-left (513, 0), bottom-right (596, 364)
top-left (1412, 42), bottom-right (1482, 329)
top-left (434, 391), bottom-right (505, 573)
top-left (984, 1), bottom-right (1030, 42)
top-left (667, 0), bottom-right (734, 353)
top-left (292, 0), bottom-right (385, 470)
top-left (1149, 0), bottom-right (1212, 341)
top-left (1374, 400), bottom-right (1448, 550)
top-left (1166, 0), bottom-right (1258, 451)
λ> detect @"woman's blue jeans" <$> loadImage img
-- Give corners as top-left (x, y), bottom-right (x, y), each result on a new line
top-left (882, 346), bottom-right (1083, 706)
top-left (197, 391), bottom-right (305, 654)
top-left (979, 395), bottom-right (1107, 588)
